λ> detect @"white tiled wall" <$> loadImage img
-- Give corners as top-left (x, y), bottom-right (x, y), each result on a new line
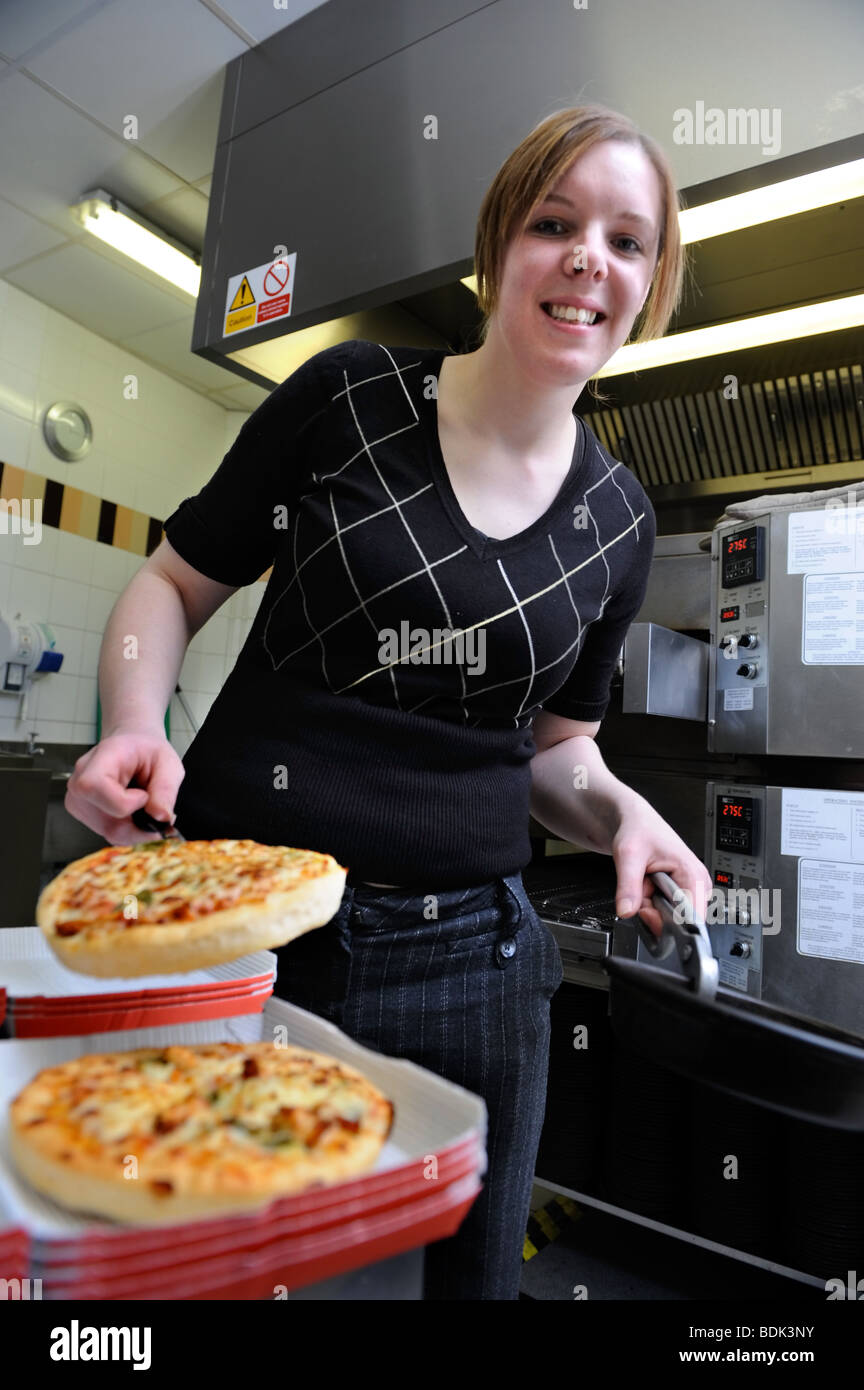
top-left (0, 280), bottom-right (263, 757)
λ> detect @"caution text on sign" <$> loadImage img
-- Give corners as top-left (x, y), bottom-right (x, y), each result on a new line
top-left (223, 253), bottom-right (297, 337)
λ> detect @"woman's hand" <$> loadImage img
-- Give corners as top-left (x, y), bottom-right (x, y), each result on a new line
top-left (65, 728), bottom-right (185, 845)
top-left (611, 795), bottom-right (713, 938)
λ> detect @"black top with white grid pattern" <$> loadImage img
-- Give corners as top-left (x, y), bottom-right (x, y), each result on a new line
top-left (163, 339), bottom-right (655, 886)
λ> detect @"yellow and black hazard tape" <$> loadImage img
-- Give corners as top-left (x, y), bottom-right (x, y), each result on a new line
top-left (523, 1194), bottom-right (581, 1261)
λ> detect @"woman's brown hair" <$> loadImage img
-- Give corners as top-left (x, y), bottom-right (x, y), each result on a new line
top-left (472, 104), bottom-right (685, 357)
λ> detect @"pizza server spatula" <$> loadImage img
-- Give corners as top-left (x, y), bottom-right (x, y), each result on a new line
top-left (128, 778), bottom-right (185, 841)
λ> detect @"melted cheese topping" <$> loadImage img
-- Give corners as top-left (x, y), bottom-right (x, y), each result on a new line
top-left (15, 1044), bottom-right (388, 1164)
top-left (49, 839), bottom-right (337, 933)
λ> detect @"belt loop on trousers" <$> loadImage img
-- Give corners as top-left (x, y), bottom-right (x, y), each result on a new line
top-left (492, 875), bottom-right (525, 970)
top-left (496, 874), bottom-right (525, 931)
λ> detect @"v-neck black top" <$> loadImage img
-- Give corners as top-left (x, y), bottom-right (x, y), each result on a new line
top-left (163, 338), bottom-right (655, 886)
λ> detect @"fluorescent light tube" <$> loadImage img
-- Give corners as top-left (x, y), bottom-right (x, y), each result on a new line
top-left (595, 293), bottom-right (864, 377)
top-left (72, 190), bottom-right (200, 297)
top-left (679, 158), bottom-right (864, 243)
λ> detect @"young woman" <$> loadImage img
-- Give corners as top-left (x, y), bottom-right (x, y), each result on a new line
top-left (66, 105), bottom-right (712, 1301)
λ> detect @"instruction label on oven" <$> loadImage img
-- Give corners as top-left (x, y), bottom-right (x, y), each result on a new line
top-left (801, 573), bottom-right (864, 664)
top-left (787, 510), bottom-right (864, 574)
top-left (782, 789), bottom-right (864, 964)
top-left (723, 688), bottom-right (753, 710)
top-left (797, 860), bottom-right (864, 964)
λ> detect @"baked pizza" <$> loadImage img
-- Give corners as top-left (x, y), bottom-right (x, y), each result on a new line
top-left (9, 1042), bottom-right (395, 1224)
top-left (36, 839), bottom-right (347, 978)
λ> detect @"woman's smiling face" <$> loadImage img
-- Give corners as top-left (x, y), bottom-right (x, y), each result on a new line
top-left (493, 139), bottom-right (664, 383)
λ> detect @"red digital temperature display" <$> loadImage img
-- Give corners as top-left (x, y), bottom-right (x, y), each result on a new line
top-left (715, 794), bottom-right (758, 856)
top-left (721, 525), bottom-right (765, 590)
top-left (721, 606), bottom-right (739, 622)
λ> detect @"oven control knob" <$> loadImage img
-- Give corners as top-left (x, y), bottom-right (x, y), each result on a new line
top-left (736, 662), bottom-right (758, 679)
top-left (719, 634), bottom-right (738, 651)
top-left (730, 940), bottom-right (751, 958)
top-left (738, 633), bottom-right (759, 649)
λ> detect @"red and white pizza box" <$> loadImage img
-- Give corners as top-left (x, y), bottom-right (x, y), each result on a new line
top-left (29, 1140), bottom-right (483, 1285)
top-left (30, 1133), bottom-right (483, 1267)
top-left (0, 1195), bottom-right (32, 1289)
top-left (5, 982), bottom-right (275, 1039)
top-left (0, 928), bottom-right (277, 1036)
top-left (0, 1225), bottom-right (30, 1263)
top-left (0, 1238), bottom-right (30, 1290)
top-left (29, 1136), bottom-right (483, 1280)
top-left (0, 997), bottom-right (487, 1296)
top-left (34, 1172), bottom-right (483, 1300)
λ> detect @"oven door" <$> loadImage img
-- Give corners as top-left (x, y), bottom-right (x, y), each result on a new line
top-left (607, 871), bottom-right (864, 1132)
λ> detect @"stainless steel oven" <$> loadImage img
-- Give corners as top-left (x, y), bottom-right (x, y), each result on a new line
top-left (710, 511), bottom-right (864, 757)
top-left (704, 780), bottom-right (864, 1037)
top-left (528, 485), bottom-right (864, 1293)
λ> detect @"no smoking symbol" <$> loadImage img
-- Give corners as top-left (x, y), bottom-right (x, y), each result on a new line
top-left (263, 260), bottom-right (290, 296)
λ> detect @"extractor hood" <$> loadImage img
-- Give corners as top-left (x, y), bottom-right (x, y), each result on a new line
top-left (190, 0), bottom-right (864, 520)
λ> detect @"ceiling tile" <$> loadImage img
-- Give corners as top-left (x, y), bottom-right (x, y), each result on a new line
top-left (0, 196), bottom-right (67, 272)
top-left (213, 0), bottom-right (332, 44)
top-left (135, 72), bottom-right (226, 185)
top-left (23, 0), bottom-right (243, 149)
top-left (4, 241), bottom-right (194, 341)
top-left (0, 0), bottom-right (116, 64)
top-left (118, 317), bottom-right (241, 390)
top-left (0, 70), bottom-right (184, 237)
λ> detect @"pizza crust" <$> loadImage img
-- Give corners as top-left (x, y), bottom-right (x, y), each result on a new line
top-left (36, 843), bottom-right (347, 978)
top-left (7, 1122), bottom-right (386, 1224)
top-left (39, 870), bottom-right (346, 978)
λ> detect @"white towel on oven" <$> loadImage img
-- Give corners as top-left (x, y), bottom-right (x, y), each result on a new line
top-left (719, 478), bottom-right (864, 521)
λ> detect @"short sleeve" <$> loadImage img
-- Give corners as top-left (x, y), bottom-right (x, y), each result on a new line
top-left (541, 499), bottom-right (656, 722)
top-left (161, 341), bottom-right (354, 586)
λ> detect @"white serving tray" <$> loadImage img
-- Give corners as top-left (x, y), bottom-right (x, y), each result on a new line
top-left (0, 927), bottom-right (275, 997)
top-left (0, 996), bottom-right (487, 1239)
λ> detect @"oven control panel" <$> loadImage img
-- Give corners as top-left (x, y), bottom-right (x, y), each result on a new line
top-left (711, 521), bottom-right (769, 753)
top-left (715, 793), bottom-right (759, 857)
top-left (721, 524), bottom-right (765, 589)
top-left (704, 782), bottom-right (767, 997)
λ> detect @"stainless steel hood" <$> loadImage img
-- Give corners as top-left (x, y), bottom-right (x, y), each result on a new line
top-left (191, 0), bottom-right (864, 531)
top-left (583, 359), bottom-right (864, 534)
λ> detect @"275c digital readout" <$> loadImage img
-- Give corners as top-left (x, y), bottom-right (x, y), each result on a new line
top-left (715, 795), bottom-right (759, 856)
top-left (721, 525), bottom-right (765, 589)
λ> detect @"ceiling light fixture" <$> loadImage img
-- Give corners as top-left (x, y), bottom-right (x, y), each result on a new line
top-left (594, 293), bottom-right (864, 377)
top-left (70, 189), bottom-right (201, 297)
top-left (677, 157), bottom-right (864, 244)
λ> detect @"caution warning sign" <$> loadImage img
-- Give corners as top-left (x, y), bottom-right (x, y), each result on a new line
top-left (228, 276), bottom-right (256, 311)
top-left (223, 253), bottom-right (297, 337)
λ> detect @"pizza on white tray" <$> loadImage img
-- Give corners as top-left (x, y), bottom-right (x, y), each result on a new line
top-left (9, 1042), bottom-right (394, 1223)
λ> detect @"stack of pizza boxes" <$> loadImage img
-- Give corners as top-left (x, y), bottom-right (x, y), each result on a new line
top-left (0, 928), bottom-right (278, 1038)
top-left (0, 929), bottom-right (486, 1299)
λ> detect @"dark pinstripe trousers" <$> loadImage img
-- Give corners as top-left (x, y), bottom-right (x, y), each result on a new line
top-left (271, 872), bottom-right (564, 1300)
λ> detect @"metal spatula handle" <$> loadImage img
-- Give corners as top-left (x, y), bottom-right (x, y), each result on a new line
top-left (129, 778), bottom-right (184, 840)
top-left (637, 870), bottom-right (719, 1001)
